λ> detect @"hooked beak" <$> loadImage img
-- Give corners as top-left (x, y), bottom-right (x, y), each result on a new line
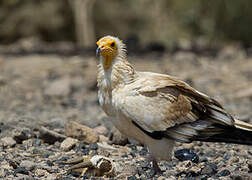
top-left (96, 47), bottom-right (101, 57)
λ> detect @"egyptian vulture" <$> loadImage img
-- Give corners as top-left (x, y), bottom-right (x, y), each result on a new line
top-left (96, 35), bottom-right (252, 173)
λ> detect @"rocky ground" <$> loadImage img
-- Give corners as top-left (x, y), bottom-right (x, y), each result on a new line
top-left (0, 43), bottom-right (252, 179)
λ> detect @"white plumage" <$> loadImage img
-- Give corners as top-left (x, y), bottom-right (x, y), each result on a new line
top-left (96, 35), bottom-right (252, 173)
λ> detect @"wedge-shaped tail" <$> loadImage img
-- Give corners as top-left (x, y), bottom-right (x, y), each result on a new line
top-left (196, 119), bottom-right (252, 145)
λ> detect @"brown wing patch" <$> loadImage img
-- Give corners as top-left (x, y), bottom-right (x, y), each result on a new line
top-left (164, 95), bottom-right (192, 122)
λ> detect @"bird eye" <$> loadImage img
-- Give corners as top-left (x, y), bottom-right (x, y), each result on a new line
top-left (111, 42), bottom-right (115, 47)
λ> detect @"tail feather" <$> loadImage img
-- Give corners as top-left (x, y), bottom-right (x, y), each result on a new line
top-left (195, 118), bottom-right (252, 145)
top-left (196, 126), bottom-right (252, 145)
top-left (197, 103), bottom-right (252, 145)
top-left (234, 119), bottom-right (252, 131)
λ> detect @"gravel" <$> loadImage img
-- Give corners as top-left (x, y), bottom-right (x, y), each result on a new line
top-left (0, 49), bottom-right (252, 179)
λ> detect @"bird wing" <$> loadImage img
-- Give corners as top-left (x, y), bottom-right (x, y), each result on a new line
top-left (116, 72), bottom-right (235, 142)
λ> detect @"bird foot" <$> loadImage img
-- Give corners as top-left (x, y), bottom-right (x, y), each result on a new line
top-left (153, 161), bottom-right (162, 174)
top-left (147, 155), bottom-right (163, 175)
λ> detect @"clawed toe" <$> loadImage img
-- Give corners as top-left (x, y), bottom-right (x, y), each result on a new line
top-left (147, 155), bottom-right (163, 175)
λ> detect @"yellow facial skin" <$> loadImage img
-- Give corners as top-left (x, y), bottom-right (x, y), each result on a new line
top-left (96, 38), bottom-right (118, 69)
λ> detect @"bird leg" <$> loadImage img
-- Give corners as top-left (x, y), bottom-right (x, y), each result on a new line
top-left (147, 155), bottom-right (162, 174)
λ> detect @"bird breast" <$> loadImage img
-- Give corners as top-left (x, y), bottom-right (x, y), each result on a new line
top-left (98, 85), bottom-right (117, 117)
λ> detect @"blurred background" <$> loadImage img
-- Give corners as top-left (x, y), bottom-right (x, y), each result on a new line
top-left (1, 0), bottom-right (252, 51)
top-left (0, 0), bottom-right (252, 139)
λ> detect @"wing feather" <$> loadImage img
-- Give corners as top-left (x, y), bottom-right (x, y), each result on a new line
top-left (116, 72), bottom-right (235, 142)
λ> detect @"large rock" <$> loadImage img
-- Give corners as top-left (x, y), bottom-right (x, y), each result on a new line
top-left (65, 121), bottom-right (99, 144)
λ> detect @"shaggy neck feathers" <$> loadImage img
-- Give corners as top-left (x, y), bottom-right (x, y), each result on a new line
top-left (97, 53), bottom-right (136, 90)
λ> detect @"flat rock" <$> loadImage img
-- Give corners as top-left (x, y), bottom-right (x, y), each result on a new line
top-left (20, 160), bottom-right (36, 171)
top-left (65, 121), bottom-right (99, 144)
top-left (14, 167), bottom-right (29, 175)
top-left (60, 137), bottom-right (78, 151)
top-left (39, 126), bottom-right (66, 144)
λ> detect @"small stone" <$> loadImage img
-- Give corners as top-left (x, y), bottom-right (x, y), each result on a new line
top-left (46, 160), bottom-right (53, 166)
top-left (190, 166), bottom-right (201, 174)
top-left (200, 162), bottom-right (217, 175)
top-left (34, 169), bottom-right (48, 177)
top-left (247, 160), bottom-right (252, 172)
top-left (20, 160), bottom-right (36, 171)
top-left (89, 143), bottom-right (98, 150)
top-left (46, 174), bottom-right (56, 180)
top-left (8, 159), bottom-right (18, 169)
top-left (199, 158), bottom-right (208, 163)
top-left (214, 157), bottom-right (223, 163)
top-left (43, 153), bottom-right (50, 158)
top-left (22, 139), bottom-right (33, 147)
top-left (65, 121), bottom-right (99, 144)
top-left (157, 176), bottom-right (169, 180)
top-left (1, 163), bottom-right (13, 171)
top-left (229, 157), bottom-right (239, 163)
top-left (33, 148), bottom-right (42, 154)
top-left (174, 149), bottom-right (199, 163)
top-left (121, 154), bottom-right (128, 158)
top-left (232, 175), bottom-right (243, 180)
top-left (129, 152), bottom-right (136, 158)
top-left (1, 137), bottom-right (16, 147)
top-left (0, 169), bottom-right (6, 177)
top-left (15, 174), bottom-right (30, 180)
top-left (127, 175), bottom-right (137, 180)
top-left (200, 175), bottom-right (208, 180)
top-left (217, 169), bottom-right (231, 177)
top-left (182, 143), bottom-right (194, 149)
top-left (139, 147), bottom-right (148, 156)
top-left (223, 154), bottom-right (231, 160)
top-left (60, 137), bottom-right (78, 151)
top-left (33, 139), bottom-right (42, 147)
top-left (14, 167), bottom-right (29, 175)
